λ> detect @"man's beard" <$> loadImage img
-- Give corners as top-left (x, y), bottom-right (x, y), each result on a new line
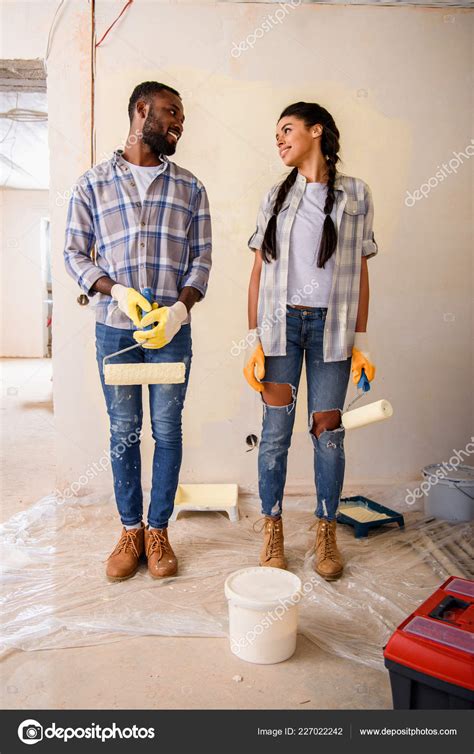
top-left (142, 108), bottom-right (176, 157)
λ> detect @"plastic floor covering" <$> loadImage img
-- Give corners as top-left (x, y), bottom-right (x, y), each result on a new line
top-left (1, 492), bottom-right (472, 669)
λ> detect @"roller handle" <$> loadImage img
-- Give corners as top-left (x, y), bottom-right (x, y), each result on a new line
top-left (344, 367), bottom-right (371, 412)
top-left (103, 288), bottom-right (156, 367)
top-left (357, 368), bottom-right (371, 393)
top-left (141, 287), bottom-right (155, 330)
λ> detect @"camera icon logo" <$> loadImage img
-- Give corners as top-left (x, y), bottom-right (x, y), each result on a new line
top-left (18, 719), bottom-right (43, 745)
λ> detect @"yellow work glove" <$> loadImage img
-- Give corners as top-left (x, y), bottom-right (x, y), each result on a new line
top-left (111, 284), bottom-right (152, 327)
top-left (133, 301), bottom-right (188, 349)
top-left (351, 332), bottom-right (376, 385)
top-left (243, 330), bottom-right (265, 392)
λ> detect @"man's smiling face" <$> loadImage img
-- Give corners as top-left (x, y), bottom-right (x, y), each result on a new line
top-left (141, 91), bottom-right (185, 157)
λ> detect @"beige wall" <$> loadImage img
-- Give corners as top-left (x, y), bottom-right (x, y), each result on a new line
top-left (6, 2), bottom-right (472, 494)
top-left (0, 190), bottom-right (50, 357)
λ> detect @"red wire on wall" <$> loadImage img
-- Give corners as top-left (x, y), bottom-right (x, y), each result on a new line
top-left (96, 0), bottom-right (134, 48)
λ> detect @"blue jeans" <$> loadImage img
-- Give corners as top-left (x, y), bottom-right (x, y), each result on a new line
top-left (95, 322), bottom-right (192, 529)
top-left (258, 306), bottom-right (352, 521)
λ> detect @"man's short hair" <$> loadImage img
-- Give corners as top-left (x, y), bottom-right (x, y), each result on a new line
top-left (128, 81), bottom-right (181, 122)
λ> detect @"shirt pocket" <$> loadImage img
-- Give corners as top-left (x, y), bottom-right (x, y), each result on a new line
top-left (161, 203), bottom-right (193, 237)
top-left (341, 199), bottom-right (366, 248)
top-left (343, 199), bottom-right (365, 217)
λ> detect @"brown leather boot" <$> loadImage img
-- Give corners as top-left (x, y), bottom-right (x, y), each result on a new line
top-left (313, 518), bottom-right (343, 580)
top-left (145, 527), bottom-right (178, 578)
top-left (106, 524), bottom-right (144, 581)
top-left (255, 516), bottom-right (287, 569)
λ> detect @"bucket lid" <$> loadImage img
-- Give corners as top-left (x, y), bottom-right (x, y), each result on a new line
top-left (422, 464), bottom-right (474, 486)
top-left (224, 567), bottom-right (302, 611)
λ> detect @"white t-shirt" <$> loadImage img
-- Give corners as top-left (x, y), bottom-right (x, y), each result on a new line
top-left (123, 159), bottom-right (162, 202)
top-left (287, 182), bottom-right (337, 307)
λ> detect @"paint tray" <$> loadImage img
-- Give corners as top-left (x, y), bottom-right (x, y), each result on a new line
top-left (337, 495), bottom-right (405, 538)
top-left (170, 483), bottom-right (239, 523)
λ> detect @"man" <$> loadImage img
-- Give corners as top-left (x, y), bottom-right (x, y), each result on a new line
top-left (64, 82), bottom-right (212, 581)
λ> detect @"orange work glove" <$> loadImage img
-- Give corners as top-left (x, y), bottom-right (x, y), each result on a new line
top-left (243, 330), bottom-right (265, 392)
top-left (351, 332), bottom-right (376, 385)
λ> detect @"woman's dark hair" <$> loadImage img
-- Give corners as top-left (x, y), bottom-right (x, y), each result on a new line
top-left (261, 102), bottom-right (340, 266)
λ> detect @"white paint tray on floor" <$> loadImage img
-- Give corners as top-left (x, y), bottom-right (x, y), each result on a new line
top-left (170, 483), bottom-right (239, 522)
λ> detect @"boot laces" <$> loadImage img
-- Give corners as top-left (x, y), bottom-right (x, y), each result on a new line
top-left (147, 529), bottom-right (169, 558)
top-left (109, 529), bottom-right (140, 560)
top-left (319, 521), bottom-right (336, 560)
top-left (252, 516), bottom-right (266, 534)
top-left (254, 517), bottom-right (284, 559)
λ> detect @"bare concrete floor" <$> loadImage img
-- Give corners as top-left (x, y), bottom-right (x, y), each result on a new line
top-left (1, 636), bottom-right (390, 710)
top-left (1, 358), bottom-right (393, 710)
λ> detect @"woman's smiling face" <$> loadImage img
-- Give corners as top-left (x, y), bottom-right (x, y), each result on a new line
top-left (275, 115), bottom-right (320, 167)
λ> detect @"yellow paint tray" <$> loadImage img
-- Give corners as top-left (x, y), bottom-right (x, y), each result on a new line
top-left (170, 483), bottom-right (239, 523)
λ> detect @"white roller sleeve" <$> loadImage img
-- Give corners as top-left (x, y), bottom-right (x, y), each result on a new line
top-left (104, 362), bottom-right (186, 386)
top-left (342, 399), bottom-right (393, 430)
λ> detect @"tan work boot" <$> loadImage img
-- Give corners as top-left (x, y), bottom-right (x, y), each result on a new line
top-left (313, 518), bottom-right (343, 580)
top-left (255, 515), bottom-right (288, 570)
top-left (144, 526), bottom-right (178, 578)
top-left (106, 524), bottom-right (144, 581)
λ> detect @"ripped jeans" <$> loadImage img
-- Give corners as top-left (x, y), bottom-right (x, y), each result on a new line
top-left (95, 322), bottom-right (192, 529)
top-left (258, 306), bottom-right (352, 521)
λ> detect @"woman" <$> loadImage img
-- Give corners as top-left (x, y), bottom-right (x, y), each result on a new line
top-left (244, 102), bottom-right (378, 580)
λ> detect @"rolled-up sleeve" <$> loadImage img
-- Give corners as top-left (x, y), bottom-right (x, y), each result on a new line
top-left (361, 183), bottom-right (378, 259)
top-left (63, 178), bottom-right (105, 295)
top-left (248, 190), bottom-right (272, 252)
top-left (181, 185), bottom-right (212, 298)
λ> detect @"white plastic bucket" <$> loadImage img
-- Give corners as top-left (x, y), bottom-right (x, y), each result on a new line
top-left (224, 567), bottom-right (302, 664)
top-left (422, 464), bottom-right (474, 522)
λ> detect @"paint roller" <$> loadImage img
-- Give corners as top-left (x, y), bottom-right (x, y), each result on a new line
top-left (103, 288), bottom-right (186, 386)
top-left (341, 369), bottom-right (393, 430)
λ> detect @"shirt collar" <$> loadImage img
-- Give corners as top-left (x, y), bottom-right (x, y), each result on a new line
top-left (112, 149), bottom-right (170, 173)
top-left (296, 170), bottom-right (345, 192)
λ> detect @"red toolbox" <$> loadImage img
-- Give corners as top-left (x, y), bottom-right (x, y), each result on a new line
top-left (384, 576), bottom-right (474, 709)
